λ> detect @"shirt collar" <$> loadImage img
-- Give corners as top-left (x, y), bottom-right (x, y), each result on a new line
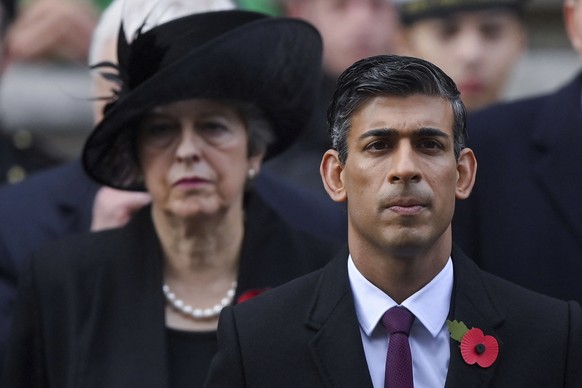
top-left (348, 255), bottom-right (453, 338)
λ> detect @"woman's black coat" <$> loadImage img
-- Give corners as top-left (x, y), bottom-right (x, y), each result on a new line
top-left (2, 194), bottom-right (339, 388)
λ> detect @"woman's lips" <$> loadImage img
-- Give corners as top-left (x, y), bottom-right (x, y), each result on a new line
top-left (173, 177), bottom-right (210, 188)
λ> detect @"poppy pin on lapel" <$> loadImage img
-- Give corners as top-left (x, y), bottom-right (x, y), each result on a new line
top-left (447, 320), bottom-right (499, 368)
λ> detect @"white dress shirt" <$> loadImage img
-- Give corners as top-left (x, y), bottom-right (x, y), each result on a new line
top-left (348, 255), bottom-right (453, 388)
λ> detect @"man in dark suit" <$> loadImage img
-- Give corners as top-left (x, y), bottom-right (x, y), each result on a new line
top-left (452, 0), bottom-right (582, 304)
top-left (206, 55), bottom-right (582, 387)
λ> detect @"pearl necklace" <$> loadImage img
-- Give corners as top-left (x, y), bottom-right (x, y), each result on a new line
top-left (162, 281), bottom-right (237, 320)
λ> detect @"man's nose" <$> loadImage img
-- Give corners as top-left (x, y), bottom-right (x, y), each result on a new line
top-left (388, 144), bottom-right (421, 184)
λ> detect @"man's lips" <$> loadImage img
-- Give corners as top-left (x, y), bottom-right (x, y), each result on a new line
top-left (383, 197), bottom-right (428, 215)
top-left (388, 204), bottom-right (425, 215)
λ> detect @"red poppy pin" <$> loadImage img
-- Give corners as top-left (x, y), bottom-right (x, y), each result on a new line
top-left (236, 288), bottom-right (270, 304)
top-left (447, 320), bottom-right (499, 368)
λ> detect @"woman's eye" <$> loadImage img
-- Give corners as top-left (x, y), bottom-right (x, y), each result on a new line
top-left (144, 123), bottom-right (174, 137)
top-left (200, 121), bottom-right (227, 133)
top-left (198, 121), bottom-right (236, 144)
top-left (139, 121), bottom-right (179, 148)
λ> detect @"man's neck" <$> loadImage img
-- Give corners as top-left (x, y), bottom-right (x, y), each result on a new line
top-left (349, 233), bottom-right (452, 304)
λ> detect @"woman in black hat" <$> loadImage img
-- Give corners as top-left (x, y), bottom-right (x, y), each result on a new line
top-left (2, 6), bottom-right (338, 388)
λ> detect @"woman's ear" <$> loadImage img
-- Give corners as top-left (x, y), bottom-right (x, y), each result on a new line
top-left (455, 147), bottom-right (477, 200)
top-left (248, 150), bottom-right (265, 177)
top-left (320, 149), bottom-right (347, 203)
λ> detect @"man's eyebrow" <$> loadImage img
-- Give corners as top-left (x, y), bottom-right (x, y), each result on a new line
top-left (415, 127), bottom-right (449, 139)
top-left (359, 127), bottom-right (449, 140)
top-left (359, 128), bottom-right (398, 140)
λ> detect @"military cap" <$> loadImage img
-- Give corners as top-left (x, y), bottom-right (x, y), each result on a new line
top-left (397, 0), bottom-right (529, 25)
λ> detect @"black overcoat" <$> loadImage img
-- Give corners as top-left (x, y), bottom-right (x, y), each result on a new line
top-left (206, 246), bottom-right (582, 387)
top-left (453, 73), bottom-right (582, 304)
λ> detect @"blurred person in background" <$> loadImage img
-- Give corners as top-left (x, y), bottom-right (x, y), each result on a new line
top-left (0, 0), bottom-right (63, 184)
top-left (2, 3), bottom-right (339, 387)
top-left (257, 0), bottom-right (405, 203)
top-left (398, 0), bottom-right (528, 111)
top-left (279, 0), bottom-right (404, 80)
top-left (6, 0), bottom-right (103, 63)
top-left (453, 0), bottom-right (582, 305)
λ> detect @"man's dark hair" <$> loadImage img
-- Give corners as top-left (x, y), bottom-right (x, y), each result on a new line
top-left (327, 54), bottom-right (467, 164)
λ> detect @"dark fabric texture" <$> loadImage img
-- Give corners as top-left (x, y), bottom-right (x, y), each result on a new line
top-left (0, 160), bottom-right (99, 373)
top-left (166, 329), bottom-right (216, 388)
top-left (206, 246), bottom-right (582, 387)
top-left (453, 72), bottom-right (582, 304)
top-left (1, 193), bottom-right (339, 388)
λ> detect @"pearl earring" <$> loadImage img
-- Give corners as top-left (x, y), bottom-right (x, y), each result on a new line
top-left (248, 168), bottom-right (256, 180)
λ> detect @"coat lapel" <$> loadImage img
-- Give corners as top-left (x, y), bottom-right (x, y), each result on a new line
top-left (445, 247), bottom-right (505, 388)
top-left (306, 252), bottom-right (374, 388)
top-left (304, 247), bottom-right (509, 387)
top-left (531, 73), bottom-right (582, 247)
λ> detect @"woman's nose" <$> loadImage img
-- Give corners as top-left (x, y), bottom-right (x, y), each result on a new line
top-left (175, 128), bottom-right (201, 163)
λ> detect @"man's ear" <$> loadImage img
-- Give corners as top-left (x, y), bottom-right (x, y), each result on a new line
top-left (321, 149), bottom-right (347, 203)
top-left (455, 147), bottom-right (477, 200)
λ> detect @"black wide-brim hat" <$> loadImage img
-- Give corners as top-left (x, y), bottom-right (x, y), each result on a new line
top-left (82, 10), bottom-right (323, 191)
top-left (398, 0), bottom-right (529, 25)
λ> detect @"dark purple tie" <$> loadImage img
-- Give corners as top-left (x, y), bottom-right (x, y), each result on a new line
top-left (381, 306), bottom-right (415, 388)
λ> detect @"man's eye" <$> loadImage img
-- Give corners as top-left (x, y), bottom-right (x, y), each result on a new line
top-left (438, 23), bottom-right (460, 40)
top-left (367, 141), bottom-right (390, 151)
top-left (481, 24), bottom-right (504, 41)
top-left (419, 139), bottom-right (443, 150)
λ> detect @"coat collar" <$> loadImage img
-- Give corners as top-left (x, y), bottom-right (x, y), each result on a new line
top-left (530, 73), bottom-right (582, 247)
top-left (305, 246), bottom-right (506, 387)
